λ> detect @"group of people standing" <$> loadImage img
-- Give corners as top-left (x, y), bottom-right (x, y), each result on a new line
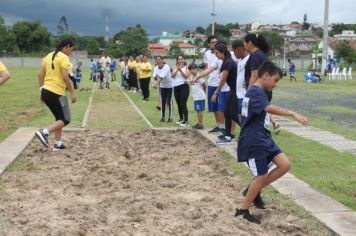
top-left (89, 53), bottom-right (118, 89)
top-left (31, 33), bottom-right (309, 225)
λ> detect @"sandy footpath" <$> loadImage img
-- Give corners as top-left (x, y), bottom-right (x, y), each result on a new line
top-left (0, 129), bottom-right (334, 235)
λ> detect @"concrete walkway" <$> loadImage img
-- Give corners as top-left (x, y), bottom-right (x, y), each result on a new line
top-left (275, 116), bottom-right (356, 155)
top-left (198, 129), bottom-right (356, 236)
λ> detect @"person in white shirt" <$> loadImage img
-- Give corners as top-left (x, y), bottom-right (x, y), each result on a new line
top-left (152, 56), bottom-right (174, 122)
top-left (189, 63), bottom-right (206, 129)
top-left (231, 40), bottom-right (250, 125)
top-left (172, 55), bottom-right (191, 127)
top-left (194, 35), bottom-right (225, 133)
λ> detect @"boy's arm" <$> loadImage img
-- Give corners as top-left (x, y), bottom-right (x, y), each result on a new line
top-left (265, 104), bottom-right (309, 126)
top-left (192, 66), bottom-right (216, 82)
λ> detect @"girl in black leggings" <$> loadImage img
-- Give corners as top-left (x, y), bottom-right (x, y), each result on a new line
top-left (172, 55), bottom-right (191, 127)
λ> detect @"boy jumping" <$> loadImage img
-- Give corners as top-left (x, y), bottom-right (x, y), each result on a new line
top-left (235, 62), bottom-right (308, 224)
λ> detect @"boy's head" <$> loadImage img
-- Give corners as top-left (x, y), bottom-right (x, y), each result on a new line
top-left (231, 40), bottom-right (246, 59)
top-left (257, 62), bottom-right (283, 90)
top-left (106, 62), bottom-right (110, 66)
top-left (188, 62), bottom-right (198, 75)
top-left (78, 61), bottom-right (82, 66)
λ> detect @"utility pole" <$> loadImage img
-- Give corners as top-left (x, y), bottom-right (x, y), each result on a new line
top-left (105, 16), bottom-right (110, 42)
top-left (211, 0), bottom-right (216, 35)
top-left (322, 0), bottom-right (329, 74)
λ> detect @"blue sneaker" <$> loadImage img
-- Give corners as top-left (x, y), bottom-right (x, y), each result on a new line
top-left (216, 136), bottom-right (232, 145)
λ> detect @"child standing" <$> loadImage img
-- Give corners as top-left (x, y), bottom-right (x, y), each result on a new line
top-left (74, 61), bottom-right (82, 89)
top-left (235, 62), bottom-right (308, 224)
top-left (189, 63), bottom-right (206, 129)
top-left (103, 62), bottom-right (111, 89)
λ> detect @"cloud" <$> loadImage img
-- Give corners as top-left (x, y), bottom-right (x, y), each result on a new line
top-left (1, 0), bottom-right (355, 37)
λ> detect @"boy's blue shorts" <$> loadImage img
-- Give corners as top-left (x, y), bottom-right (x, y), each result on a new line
top-left (194, 100), bottom-right (205, 112)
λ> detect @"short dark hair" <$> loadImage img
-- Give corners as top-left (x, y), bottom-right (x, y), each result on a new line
top-left (188, 62), bottom-right (198, 70)
top-left (207, 35), bottom-right (218, 43)
top-left (231, 40), bottom-right (244, 49)
top-left (257, 61), bottom-right (283, 78)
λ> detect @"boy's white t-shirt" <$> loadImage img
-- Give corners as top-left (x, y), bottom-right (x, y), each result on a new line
top-left (153, 64), bottom-right (173, 88)
top-left (192, 77), bottom-right (206, 101)
top-left (236, 54), bottom-right (250, 98)
top-left (203, 50), bottom-right (220, 87)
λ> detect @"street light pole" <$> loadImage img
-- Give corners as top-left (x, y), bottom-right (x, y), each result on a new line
top-left (211, 0), bottom-right (216, 35)
top-left (322, 0), bottom-right (329, 74)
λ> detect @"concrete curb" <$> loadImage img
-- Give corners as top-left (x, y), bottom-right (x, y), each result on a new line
top-left (197, 129), bottom-right (356, 236)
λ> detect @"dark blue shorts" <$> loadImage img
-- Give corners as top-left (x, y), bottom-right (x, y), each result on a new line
top-left (246, 143), bottom-right (282, 176)
top-left (217, 91), bottom-right (229, 112)
top-left (194, 100), bottom-right (205, 112)
top-left (208, 86), bottom-right (218, 112)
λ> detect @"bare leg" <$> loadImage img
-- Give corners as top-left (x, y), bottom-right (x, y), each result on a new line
top-left (47, 120), bottom-right (65, 142)
top-left (197, 112), bottom-right (203, 125)
top-left (242, 153), bottom-right (290, 209)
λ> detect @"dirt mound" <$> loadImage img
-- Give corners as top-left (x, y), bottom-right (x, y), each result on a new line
top-left (0, 130), bottom-right (333, 235)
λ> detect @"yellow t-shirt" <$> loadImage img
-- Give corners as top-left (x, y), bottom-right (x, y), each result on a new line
top-left (0, 60), bottom-right (7, 72)
top-left (42, 51), bottom-right (71, 96)
top-left (128, 60), bottom-right (137, 71)
top-left (139, 61), bottom-right (152, 79)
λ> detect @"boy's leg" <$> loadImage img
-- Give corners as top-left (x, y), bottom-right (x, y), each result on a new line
top-left (197, 112), bottom-right (203, 125)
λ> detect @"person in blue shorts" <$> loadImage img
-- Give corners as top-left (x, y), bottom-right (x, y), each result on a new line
top-left (288, 58), bottom-right (296, 81)
top-left (110, 57), bottom-right (117, 81)
top-left (235, 62), bottom-right (309, 224)
top-left (74, 61), bottom-right (82, 89)
top-left (189, 62), bottom-right (206, 129)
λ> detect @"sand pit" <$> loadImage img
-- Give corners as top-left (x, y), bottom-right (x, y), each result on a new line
top-left (0, 129), bottom-right (333, 235)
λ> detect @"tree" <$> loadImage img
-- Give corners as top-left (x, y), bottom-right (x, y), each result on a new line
top-left (12, 20), bottom-right (51, 54)
top-left (226, 22), bottom-right (240, 30)
top-left (206, 23), bottom-right (231, 43)
top-left (330, 23), bottom-right (356, 36)
top-left (113, 25), bottom-right (149, 55)
top-left (106, 43), bottom-right (125, 58)
top-left (258, 31), bottom-right (284, 56)
top-left (86, 39), bottom-right (100, 55)
top-left (302, 13), bottom-right (310, 31)
top-left (57, 16), bottom-right (69, 35)
top-left (168, 42), bottom-right (182, 58)
top-left (0, 16), bottom-right (16, 55)
top-left (195, 26), bottom-right (205, 34)
top-left (335, 41), bottom-right (356, 65)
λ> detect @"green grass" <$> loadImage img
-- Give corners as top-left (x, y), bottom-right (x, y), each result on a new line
top-left (273, 131), bottom-right (356, 210)
top-left (274, 71), bottom-right (356, 141)
top-left (0, 67), bottom-right (92, 141)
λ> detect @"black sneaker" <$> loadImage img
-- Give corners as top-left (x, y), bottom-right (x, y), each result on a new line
top-left (218, 134), bottom-right (235, 139)
top-left (208, 127), bottom-right (221, 133)
top-left (193, 124), bottom-right (204, 129)
top-left (160, 118), bottom-right (165, 122)
top-left (167, 118), bottom-right (173, 123)
top-left (53, 143), bottom-right (66, 151)
top-left (35, 129), bottom-right (49, 148)
top-left (243, 187), bottom-right (266, 209)
top-left (156, 106), bottom-right (161, 111)
top-left (234, 208), bottom-right (261, 224)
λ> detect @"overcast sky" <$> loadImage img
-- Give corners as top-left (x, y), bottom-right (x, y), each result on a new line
top-left (1, 0), bottom-right (355, 37)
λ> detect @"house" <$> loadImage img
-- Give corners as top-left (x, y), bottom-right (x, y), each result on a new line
top-left (334, 30), bottom-right (356, 41)
top-left (147, 44), bottom-right (169, 57)
top-left (286, 37), bottom-right (320, 54)
top-left (174, 41), bottom-right (196, 56)
top-left (159, 32), bottom-right (185, 46)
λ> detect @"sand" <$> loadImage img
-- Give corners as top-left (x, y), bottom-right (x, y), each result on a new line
top-left (0, 129), bottom-right (334, 235)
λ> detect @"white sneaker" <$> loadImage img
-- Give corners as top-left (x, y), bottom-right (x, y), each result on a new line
top-left (179, 122), bottom-right (189, 127)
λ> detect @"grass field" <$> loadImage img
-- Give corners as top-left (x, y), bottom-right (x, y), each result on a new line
top-left (0, 67), bottom-right (355, 211)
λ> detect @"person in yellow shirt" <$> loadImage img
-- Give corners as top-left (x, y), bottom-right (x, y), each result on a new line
top-left (127, 56), bottom-right (138, 92)
top-left (138, 55), bottom-right (152, 101)
top-left (35, 38), bottom-right (77, 151)
top-left (0, 60), bottom-right (11, 86)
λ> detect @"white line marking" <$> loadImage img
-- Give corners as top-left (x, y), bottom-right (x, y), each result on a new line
top-left (116, 83), bottom-right (154, 129)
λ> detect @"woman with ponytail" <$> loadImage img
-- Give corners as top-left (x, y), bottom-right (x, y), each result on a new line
top-left (244, 33), bottom-right (270, 89)
top-left (35, 38), bottom-right (77, 150)
top-left (212, 43), bottom-right (238, 144)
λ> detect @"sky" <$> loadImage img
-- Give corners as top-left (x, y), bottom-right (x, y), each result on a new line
top-left (1, 0), bottom-right (355, 37)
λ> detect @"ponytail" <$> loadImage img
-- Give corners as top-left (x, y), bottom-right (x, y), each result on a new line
top-left (214, 43), bottom-right (231, 60)
top-left (51, 38), bottom-right (74, 70)
top-left (244, 33), bottom-right (270, 54)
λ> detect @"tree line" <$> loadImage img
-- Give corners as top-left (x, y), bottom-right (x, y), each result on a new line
top-left (0, 15), bottom-right (355, 64)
